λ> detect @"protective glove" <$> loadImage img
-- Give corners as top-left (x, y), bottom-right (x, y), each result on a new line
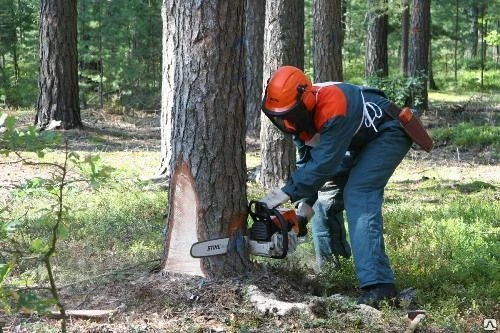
top-left (260, 188), bottom-right (290, 209)
top-left (296, 201), bottom-right (314, 237)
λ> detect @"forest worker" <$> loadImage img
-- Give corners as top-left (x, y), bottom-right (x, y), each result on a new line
top-left (258, 65), bottom-right (432, 307)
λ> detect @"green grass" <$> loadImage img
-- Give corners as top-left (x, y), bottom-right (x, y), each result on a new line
top-left (1, 146), bottom-right (167, 285)
top-left (434, 68), bottom-right (500, 93)
top-left (383, 180), bottom-right (499, 330)
top-left (3, 148), bottom-right (499, 331)
top-left (5, 178), bottom-right (167, 284)
top-left (431, 123), bottom-right (500, 150)
top-left (2, 108), bottom-right (499, 331)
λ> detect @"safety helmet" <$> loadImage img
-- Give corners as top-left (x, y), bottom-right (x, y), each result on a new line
top-left (262, 66), bottom-right (316, 138)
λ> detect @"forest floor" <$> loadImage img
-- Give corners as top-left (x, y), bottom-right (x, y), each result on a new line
top-left (1, 101), bottom-right (499, 333)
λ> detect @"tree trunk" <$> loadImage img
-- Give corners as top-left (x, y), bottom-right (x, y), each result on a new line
top-left (453, 0), bottom-right (458, 84)
top-left (400, 0), bottom-right (410, 76)
top-left (365, 0), bottom-right (389, 77)
top-left (36, 0), bottom-right (81, 130)
top-left (78, 0), bottom-right (87, 109)
top-left (428, 13), bottom-right (438, 91)
top-left (304, 0), bottom-right (313, 73)
top-left (408, 0), bottom-right (430, 110)
top-left (244, 0), bottom-right (265, 138)
top-left (480, 15), bottom-right (487, 89)
top-left (0, 0), bottom-right (18, 86)
top-left (97, 0), bottom-right (104, 109)
top-left (260, 0), bottom-right (304, 189)
top-left (428, 39), bottom-right (438, 90)
top-left (469, 5), bottom-right (479, 57)
top-left (158, 0), bottom-right (174, 178)
top-left (160, 0), bottom-right (248, 278)
top-left (313, 0), bottom-right (343, 82)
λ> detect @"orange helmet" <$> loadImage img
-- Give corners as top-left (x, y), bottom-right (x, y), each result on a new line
top-left (262, 66), bottom-right (316, 138)
top-left (262, 66), bottom-right (315, 114)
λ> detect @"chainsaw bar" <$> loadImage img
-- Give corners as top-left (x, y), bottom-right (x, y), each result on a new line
top-left (190, 237), bottom-right (231, 258)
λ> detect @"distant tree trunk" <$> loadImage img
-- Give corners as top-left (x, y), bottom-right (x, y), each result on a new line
top-left (340, 0), bottom-right (348, 74)
top-left (453, 0), bottom-right (458, 84)
top-left (428, 39), bottom-right (438, 90)
top-left (408, 0), bottom-right (430, 110)
top-left (244, 0), bottom-right (265, 138)
top-left (36, 0), bottom-right (81, 130)
top-left (97, 0), bottom-right (104, 108)
top-left (480, 14), bottom-right (487, 89)
top-left (469, 5), bottom-right (479, 57)
top-left (313, 0), bottom-right (343, 82)
top-left (365, 0), bottom-right (388, 77)
top-left (428, 14), bottom-right (438, 91)
top-left (495, 20), bottom-right (500, 70)
top-left (79, 0), bottom-right (88, 108)
top-left (260, 0), bottom-right (304, 188)
top-left (9, 2), bottom-right (19, 83)
top-left (160, 0), bottom-right (248, 278)
top-left (400, 0), bottom-right (410, 76)
top-left (0, 0), bottom-right (19, 84)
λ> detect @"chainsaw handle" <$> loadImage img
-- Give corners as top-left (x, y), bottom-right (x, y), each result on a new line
top-left (248, 200), bottom-right (288, 259)
top-left (249, 200), bottom-right (269, 218)
top-left (270, 207), bottom-right (288, 259)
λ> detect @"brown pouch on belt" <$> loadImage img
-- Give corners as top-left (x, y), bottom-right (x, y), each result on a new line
top-left (385, 105), bottom-right (434, 152)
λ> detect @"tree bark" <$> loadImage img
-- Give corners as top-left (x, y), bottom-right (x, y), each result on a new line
top-left (400, 0), bottom-right (410, 76)
top-left (259, 0), bottom-right (304, 189)
top-left (313, 0), bottom-right (343, 82)
top-left (36, 0), bottom-right (81, 130)
top-left (160, 0), bottom-right (248, 278)
top-left (244, 0), bottom-right (265, 138)
top-left (365, 0), bottom-right (389, 77)
top-left (408, 0), bottom-right (431, 110)
top-left (158, 0), bottom-right (174, 178)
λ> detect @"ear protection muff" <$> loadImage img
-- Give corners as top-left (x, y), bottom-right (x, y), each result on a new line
top-left (298, 85), bottom-right (316, 111)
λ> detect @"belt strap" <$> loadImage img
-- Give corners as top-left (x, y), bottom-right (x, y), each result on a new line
top-left (385, 103), bottom-right (402, 120)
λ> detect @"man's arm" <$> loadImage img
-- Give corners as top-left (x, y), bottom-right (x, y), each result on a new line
top-left (283, 115), bottom-right (359, 202)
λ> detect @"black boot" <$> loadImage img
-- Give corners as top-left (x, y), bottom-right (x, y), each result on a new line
top-left (357, 283), bottom-right (397, 308)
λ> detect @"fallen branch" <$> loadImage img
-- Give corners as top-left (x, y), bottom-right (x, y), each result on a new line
top-left (245, 284), bottom-right (382, 323)
top-left (48, 308), bottom-right (120, 320)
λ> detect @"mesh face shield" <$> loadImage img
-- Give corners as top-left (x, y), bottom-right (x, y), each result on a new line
top-left (262, 101), bottom-right (315, 137)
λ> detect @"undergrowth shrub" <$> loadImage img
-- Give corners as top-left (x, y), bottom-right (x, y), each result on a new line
top-left (1, 113), bottom-right (114, 332)
top-left (431, 123), bottom-right (500, 149)
top-left (365, 74), bottom-right (426, 107)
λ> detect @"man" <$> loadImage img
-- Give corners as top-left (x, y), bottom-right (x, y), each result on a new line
top-left (258, 65), bottom-right (431, 307)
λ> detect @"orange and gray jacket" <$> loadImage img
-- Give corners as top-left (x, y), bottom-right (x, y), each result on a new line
top-left (282, 82), bottom-right (392, 202)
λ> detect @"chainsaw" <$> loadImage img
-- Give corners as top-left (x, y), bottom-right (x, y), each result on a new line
top-left (190, 200), bottom-right (307, 259)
